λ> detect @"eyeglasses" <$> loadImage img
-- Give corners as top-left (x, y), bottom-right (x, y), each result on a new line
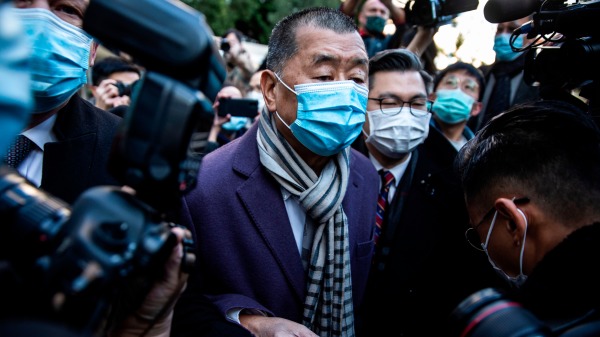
top-left (440, 75), bottom-right (479, 96)
top-left (465, 197), bottom-right (530, 251)
top-left (368, 97), bottom-right (433, 117)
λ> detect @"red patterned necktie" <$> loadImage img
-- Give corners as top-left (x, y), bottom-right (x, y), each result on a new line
top-left (375, 169), bottom-right (394, 245)
top-left (4, 135), bottom-right (34, 168)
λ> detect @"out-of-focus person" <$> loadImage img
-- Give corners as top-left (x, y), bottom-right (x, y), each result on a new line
top-left (429, 61), bottom-right (484, 151)
top-left (220, 28), bottom-right (257, 96)
top-left (470, 16), bottom-right (540, 132)
top-left (340, 0), bottom-right (406, 58)
top-left (89, 56), bottom-right (142, 116)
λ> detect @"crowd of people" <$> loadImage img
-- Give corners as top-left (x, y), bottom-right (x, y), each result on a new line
top-left (1, 0), bottom-right (599, 337)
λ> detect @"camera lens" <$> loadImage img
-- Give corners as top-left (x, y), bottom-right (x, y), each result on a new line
top-left (449, 288), bottom-right (552, 337)
top-left (220, 38), bottom-right (230, 52)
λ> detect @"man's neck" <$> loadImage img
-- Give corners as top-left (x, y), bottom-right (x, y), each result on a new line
top-left (26, 109), bottom-right (60, 131)
top-left (436, 118), bottom-right (467, 142)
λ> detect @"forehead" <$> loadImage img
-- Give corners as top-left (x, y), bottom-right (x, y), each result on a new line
top-left (14, 0), bottom-right (89, 27)
top-left (370, 70), bottom-right (426, 98)
top-left (440, 69), bottom-right (478, 84)
top-left (287, 26), bottom-right (367, 72)
top-left (220, 86), bottom-right (242, 97)
top-left (363, 0), bottom-right (388, 13)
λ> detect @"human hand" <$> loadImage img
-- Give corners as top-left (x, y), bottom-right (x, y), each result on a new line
top-left (95, 79), bottom-right (129, 111)
top-left (239, 315), bottom-right (319, 337)
top-left (108, 226), bottom-right (195, 337)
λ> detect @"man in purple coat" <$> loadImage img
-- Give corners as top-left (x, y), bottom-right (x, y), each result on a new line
top-left (172, 7), bottom-right (379, 337)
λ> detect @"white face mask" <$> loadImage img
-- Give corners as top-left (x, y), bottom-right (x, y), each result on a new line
top-left (482, 208), bottom-right (529, 288)
top-left (364, 107), bottom-right (431, 158)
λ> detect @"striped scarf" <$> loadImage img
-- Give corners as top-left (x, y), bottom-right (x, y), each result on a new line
top-left (256, 109), bottom-right (355, 337)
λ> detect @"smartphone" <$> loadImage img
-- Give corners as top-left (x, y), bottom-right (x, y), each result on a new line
top-left (218, 98), bottom-right (259, 118)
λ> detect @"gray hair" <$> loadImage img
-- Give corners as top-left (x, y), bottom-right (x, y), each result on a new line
top-left (266, 7), bottom-right (358, 74)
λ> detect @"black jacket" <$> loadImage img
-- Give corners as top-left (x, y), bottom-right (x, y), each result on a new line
top-left (355, 127), bottom-right (505, 337)
top-left (518, 222), bottom-right (600, 331)
top-left (41, 94), bottom-right (121, 204)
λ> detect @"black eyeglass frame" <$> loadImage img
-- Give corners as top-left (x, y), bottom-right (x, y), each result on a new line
top-left (465, 197), bottom-right (530, 251)
top-left (367, 97), bottom-right (434, 117)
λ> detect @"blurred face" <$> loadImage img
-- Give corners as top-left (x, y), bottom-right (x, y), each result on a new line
top-left (496, 17), bottom-right (534, 45)
top-left (13, 0), bottom-right (89, 28)
top-left (263, 26), bottom-right (368, 161)
top-left (13, 0), bottom-right (97, 66)
top-left (249, 70), bottom-right (263, 93)
top-left (435, 70), bottom-right (480, 101)
top-left (358, 0), bottom-right (390, 28)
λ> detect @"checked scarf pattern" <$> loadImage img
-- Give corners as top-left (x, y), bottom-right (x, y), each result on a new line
top-left (256, 109), bottom-right (355, 337)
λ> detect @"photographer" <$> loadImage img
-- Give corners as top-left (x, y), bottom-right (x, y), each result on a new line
top-left (1, 1), bottom-right (196, 336)
top-left (89, 56), bottom-right (142, 116)
top-left (220, 28), bottom-right (256, 96)
top-left (456, 100), bottom-right (600, 332)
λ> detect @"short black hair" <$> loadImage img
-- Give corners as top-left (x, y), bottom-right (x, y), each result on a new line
top-left (91, 57), bottom-right (141, 86)
top-left (222, 28), bottom-right (244, 42)
top-left (266, 7), bottom-right (358, 74)
top-left (433, 62), bottom-right (485, 101)
top-left (368, 49), bottom-right (432, 94)
top-left (456, 100), bottom-right (600, 224)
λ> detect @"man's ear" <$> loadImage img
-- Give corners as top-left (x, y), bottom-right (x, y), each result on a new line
top-left (88, 41), bottom-right (99, 67)
top-left (261, 70), bottom-right (278, 113)
top-left (470, 101), bottom-right (483, 118)
top-left (495, 197), bottom-right (527, 246)
top-left (429, 92), bottom-right (437, 101)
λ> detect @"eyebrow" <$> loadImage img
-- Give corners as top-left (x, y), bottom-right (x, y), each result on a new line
top-left (379, 92), bottom-right (427, 101)
top-left (312, 54), bottom-right (368, 68)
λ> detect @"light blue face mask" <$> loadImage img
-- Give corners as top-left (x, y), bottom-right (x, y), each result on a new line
top-left (12, 8), bottom-right (93, 113)
top-left (0, 4), bottom-right (32, 155)
top-left (432, 89), bottom-right (476, 124)
top-left (493, 33), bottom-right (523, 62)
top-left (274, 73), bottom-right (368, 156)
top-left (222, 116), bottom-right (250, 132)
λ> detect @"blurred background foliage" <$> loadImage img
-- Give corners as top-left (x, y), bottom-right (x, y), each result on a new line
top-left (181, 0), bottom-right (342, 44)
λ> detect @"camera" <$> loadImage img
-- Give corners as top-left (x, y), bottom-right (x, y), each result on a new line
top-left (111, 80), bottom-right (139, 97)
top-left (496, 0), bottom-right (600, 117)
top-left (0, 0), bottom-right (226, 334)
top-left (0, 166), bottom-right (193, 333)
top-left (449, 288), bottom-right (600, 337)
top-left (221, 38), bottom-right (231, 52)
top-left (404, 0), bottom-right (479, 27)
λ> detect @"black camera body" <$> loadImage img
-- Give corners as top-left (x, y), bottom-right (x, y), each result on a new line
top-left (0, 0), bottom-right (226, 334)
top-left (221, 38), bottom-right (231, 52)
top-left (404, 0), bottom-right (479, 26)
top-left (111, 80), bottom-right (139, 97)
top-left (517, 0), bottom-right (600, 118)
top-left (0, 166), bottom-right (191, 333)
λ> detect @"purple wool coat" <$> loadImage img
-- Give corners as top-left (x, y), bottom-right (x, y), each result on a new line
top-left (178, 121), bottom-right (379, 325)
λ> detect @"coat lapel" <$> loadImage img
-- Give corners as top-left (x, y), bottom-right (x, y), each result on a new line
top-left (232, 125), bottom-right (306, 302)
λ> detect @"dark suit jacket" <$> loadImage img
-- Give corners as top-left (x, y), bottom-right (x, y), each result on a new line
top-left (41, 95), bottom-right (121, 204)
top-left (356, 128), bottom-right (505, 337)
top-left (173, 122), bottom-right (379, 334)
